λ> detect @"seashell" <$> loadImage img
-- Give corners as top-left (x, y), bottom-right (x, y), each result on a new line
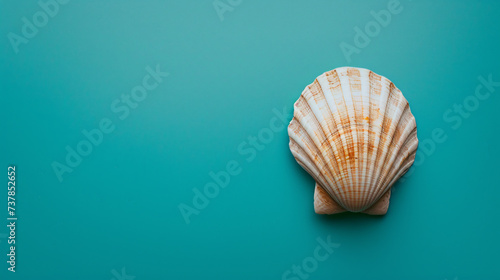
top-left (288, 67), bottom-right (418, 215)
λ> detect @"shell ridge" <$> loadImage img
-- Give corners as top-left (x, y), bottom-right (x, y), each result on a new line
top-left (291, 143), bottom-right (330, 193)
top-left (364, 83), bottom-right (406, 208)
top-left (289, 121), bottom-right (341, 201)
top-left (380, 128), bottom-right (418, 190)
top-left (366, 78), bottom-right (393, 207)
top-left (362, 75), bottom-right (390, 210)
top-left (359, 70), bottom-right (373, 209)
top-left (331, 69), bottom-right (357, 209)
top-left (317, 72), bottom-right (353, 204)
top-left (289, 136), bottom-right (323, 182)
top-left (289, 117), bottom-right (338, 194)
top-left (303, 81), bottom-right (346, 193)
top-left (290, 130), bottom-right (349, 210)
top-left (355, 75), bottom-right (366, 211)
top-left (293, 93), bottom-right (347, 204)
top-left (362, 72), bottom-right (382, 208)
top-left (385, 148), bottom-right (417, 189)
top-left (374, 105), bottom-right (412, 189)
top-left (378, 133), bottom-right (418, 192)
top-left (344, 69), bottom-right (362, 209)
top-left (373, 106), bottom-right (416, 198)
top-left (339, 70), bottom-right (359, 209)
top-left (365, 87), bottom-right (408, 208)
top-left (350, 68), bottom-right (369, 210)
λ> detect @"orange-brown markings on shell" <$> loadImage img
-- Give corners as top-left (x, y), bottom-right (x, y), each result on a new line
top-left (379, 127), bottom-right (418, 190)
top-left (358, 125), bottom-right (370, 192)
top-left (327, 129), bottom-right (351, 184)
top-left (320, 70), bottom-right (354, 205)
top-left (365, 96), bottom-right (393, 205)
top-left (397, 151), bottom-right (417, 180)
top-left (294, 89), bottom-right (348, 205)
top-left (362, 72), bottom-right (383, 209)
top-left (290, 140), bottom-right (330, 192)
top-left (307, 78), bottom-right (348, 202)
top-left (290, 145), bottom-right (315, 175)
top-left (375, 131), bottom-right (416, 203)
top-left (365, 82), bottom-right (405, 206)
top-left (347, 68), bottom-right (365, 209)
top-left (291, 108), bottom-right (337, 189)
top-left (314, 184), bottom-right (347, 214)
top-left (379, 101), bottom-right (415, 202)
top-left (384, 147), bottom-right (417, 191)
top-left (289, 122), bottom-right (336, 200)
top-left (399, 145), bottom-right (418, 172)
top-left (390, 105), bottom-right (409, 145)
top-left (356, 70), bottom-right (372, 209)
top-left (375, 103), bottom-right (414, 191)
top-left (368, 85), bottom-right (412, 204)
top-left (325, 70), bottom-right (359, 209)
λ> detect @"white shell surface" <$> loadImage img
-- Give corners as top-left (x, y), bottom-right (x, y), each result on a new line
top-left (288, 67), bottom-right (418, 215)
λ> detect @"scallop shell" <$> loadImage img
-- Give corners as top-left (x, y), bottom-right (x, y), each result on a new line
top-left (288, 67), bottom-right (418, 215)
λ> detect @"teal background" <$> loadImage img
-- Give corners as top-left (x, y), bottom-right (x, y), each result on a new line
top-left (1, 0), bottom-right (500, 279)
